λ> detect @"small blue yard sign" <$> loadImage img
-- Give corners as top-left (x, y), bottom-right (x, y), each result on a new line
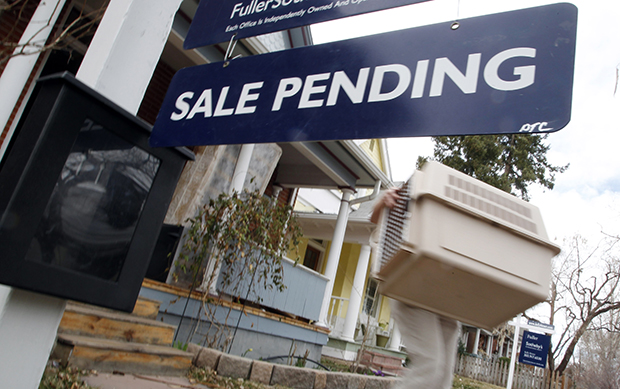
top-left (519, 331), bottom-right (551, 369)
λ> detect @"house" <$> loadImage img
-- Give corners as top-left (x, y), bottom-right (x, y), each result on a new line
top-left (0, 0), bottom-right (394, 378)
top-left (291, 140), bottom-right (406, 362)
top-left (0, 2), bottom-right (513, 383)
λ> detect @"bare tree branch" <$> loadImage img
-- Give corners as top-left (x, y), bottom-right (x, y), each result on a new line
top-left (615, 63), bottom-right (619, 97)
top-left (546, 234), bottom-right (620, 376)
top-left (1, 0), bottom-right (106, 67)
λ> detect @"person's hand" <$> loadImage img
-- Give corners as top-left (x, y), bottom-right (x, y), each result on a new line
top-left (371, 187), bottom-right (401, 224)
top-left (381, 187), bottom-right (400, 209)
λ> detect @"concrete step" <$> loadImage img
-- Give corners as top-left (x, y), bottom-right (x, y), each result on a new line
top-left (59, 302), bottom-right (176, 346)
top-left (131, 297), bottom-right (162, 319)
top-left (68, 297), bottom-right (162, 319)
top-left (54, 334), bottom-right (194, 376)
top-left (359, 349), bottom-right (405, 375)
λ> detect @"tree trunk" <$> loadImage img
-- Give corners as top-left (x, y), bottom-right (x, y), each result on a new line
top-left (556, 318), bottom-right (591, 374)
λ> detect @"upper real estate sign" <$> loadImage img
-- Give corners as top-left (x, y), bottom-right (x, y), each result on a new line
top-left (184, 0), bottom-right (432, 49)
top-left (150, 3), bottom-right (577, 148)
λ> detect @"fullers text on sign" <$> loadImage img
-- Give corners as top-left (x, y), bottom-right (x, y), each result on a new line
top-left (185, 0), bottom-right (431, 48)
top-left (150, 3), bottom-right (577, 148)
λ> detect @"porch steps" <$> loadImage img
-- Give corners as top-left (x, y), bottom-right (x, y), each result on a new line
top-left (52, 298), bottom-right (194, 376)
top-left (54, 334), bottom-right (193, 376)
top-left (359, 349), bottom-right (405, 376)
top-left (58, 301), bottom-right (175, 345)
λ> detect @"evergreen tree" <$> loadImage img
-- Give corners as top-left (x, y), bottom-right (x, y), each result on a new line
top-left (425, 134), bottom-right (568, 201)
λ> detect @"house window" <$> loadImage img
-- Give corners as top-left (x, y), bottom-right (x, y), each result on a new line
top-left (302, 239), bottom-right (325, 272)
top-left (363, 278), bottom-right (380, 317)
top-left (303, 246), bottom-right (321, 271)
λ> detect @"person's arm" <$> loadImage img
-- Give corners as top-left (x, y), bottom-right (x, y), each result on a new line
top-left (370, 187), bottom-right (400, 224)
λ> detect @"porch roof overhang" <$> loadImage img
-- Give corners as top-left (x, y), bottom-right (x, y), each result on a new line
top-left (274, 140), bottom-right (392, 190)
top-left (296, 212), bottom-right (376, 245)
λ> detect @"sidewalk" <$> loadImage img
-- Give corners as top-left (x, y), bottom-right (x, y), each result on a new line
top-left (82, 373), bottom-right (213, 389)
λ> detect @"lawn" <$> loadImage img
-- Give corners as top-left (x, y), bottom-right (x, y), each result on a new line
top-left (453, 375), bottom-right (505, 389)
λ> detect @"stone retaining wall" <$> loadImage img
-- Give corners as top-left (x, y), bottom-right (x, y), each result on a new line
top-left (188, 344), bottom-right (397, 389)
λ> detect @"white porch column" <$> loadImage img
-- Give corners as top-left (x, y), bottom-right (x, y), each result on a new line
top-left (231, 144), bottom-right (256, 194)
top-left (1, 2), bottom-right (183, 388)
top-left (341, 244), bottom-right (371, 341)
top-left (486, 333), bottom-right (493, 355)
top-left (0, 289), bottom-right (66, 389)
top-left (205, 143), bottom-right (256, 294)
top-left (0, 0), bottom-right (67, 161)
top-left (387, 321), bottom-right (402, 351)
top-left (317, 189), bottom-right (354, 327)
top-left (473, 328), bottom-right (481, 355)
top-left (76, 0), bottom-right (183, 115)
top-left (0, 2), bottom-right (68, 386)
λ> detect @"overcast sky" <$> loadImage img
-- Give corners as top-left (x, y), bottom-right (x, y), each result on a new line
top-left (311, 0), bottom-right (620, 246)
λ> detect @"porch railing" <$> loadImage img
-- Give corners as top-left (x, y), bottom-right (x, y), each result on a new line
top-left (217, 256), bottom-right (329, 322)
top-left (327, 296), bottom-right (349, 336)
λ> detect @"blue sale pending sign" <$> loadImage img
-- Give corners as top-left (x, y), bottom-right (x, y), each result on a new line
top-left (150, 3), bottom-right (577, 148)
top-left (519, 331), bottom-right (551, 368)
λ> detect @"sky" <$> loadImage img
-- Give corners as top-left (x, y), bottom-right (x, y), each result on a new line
top-left (311, 0), bottom-right (620, 247)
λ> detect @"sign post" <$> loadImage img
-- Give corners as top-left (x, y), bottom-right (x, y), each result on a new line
top-left (150, 3), bottom-right (577, 148)
top-left (506, 316), bottom-right (555, 389)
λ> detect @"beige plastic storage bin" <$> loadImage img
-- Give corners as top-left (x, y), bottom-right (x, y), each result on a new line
top-left (374, 161), bottom-right (560, 330)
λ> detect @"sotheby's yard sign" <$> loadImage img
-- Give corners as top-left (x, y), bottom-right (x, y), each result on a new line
top-left (519, 331), bottom-right (551, 369)
top-left (184, 0), bottom-right (431, 49)
top-left (150, 3), bottom-right (577, 148)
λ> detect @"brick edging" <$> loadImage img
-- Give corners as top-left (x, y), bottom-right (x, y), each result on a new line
top-left (188, 344), bottom-right (397, 389)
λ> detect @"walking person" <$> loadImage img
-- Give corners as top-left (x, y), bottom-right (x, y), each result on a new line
top-left (371, 187), bottom-right (460, 389)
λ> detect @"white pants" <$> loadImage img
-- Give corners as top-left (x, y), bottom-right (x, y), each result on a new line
top-left (391, 300), bottom-right (460, 389)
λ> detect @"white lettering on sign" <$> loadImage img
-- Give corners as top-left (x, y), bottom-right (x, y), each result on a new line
top-left (368, 64), bottom-right (412, 103)
top-left (230, 0), bottom-right (305, 19)
top-left (430, 53), bottom-right (481, 97)
top-left (171, 91), bottom-right (195, 120)
top-left (272, 78), bottom-right (302, 111)
top-left (520, 122), bottom-right (553, 133)
top-left (299, 73), bottom-right (331, 108)
top-left (525, 341), bottom-right (544, 350)
top-left (170, 47), bottom-right (537, 122)
top-left (308, 3), bottom-right (334, 13)
top-left (326, 68), bottom-right (370, 106)
top-left (236, 82), bottom-right (264, 114)
top-left (484, 47), bottom-right (536, 91)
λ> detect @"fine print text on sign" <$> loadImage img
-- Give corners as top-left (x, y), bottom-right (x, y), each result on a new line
top-left (528, 320), bottom-right (555, 333)
top-left (150, 3), bottom-right (577, 148)
top-left (184, 0), bottom-right (431, 49)
top-left (519, 331), bottom-right (551, 369)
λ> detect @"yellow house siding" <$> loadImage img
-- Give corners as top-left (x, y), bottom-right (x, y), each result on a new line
top-left (378, 295), bottom-right (392, 326)
top-left (331, 243), bottom-right (360, 318)
top-left (292, 238), bottom-right (310, 262)
top-left (358, 139), bottom-right (384, 172)
top-left (294, 238), bottom-right (393, 323)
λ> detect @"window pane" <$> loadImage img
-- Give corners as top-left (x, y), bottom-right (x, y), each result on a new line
top-left (25, 119), bottom-right (161, 281)
top-left (303, 245), bottom-right (321, 271)
top-left (363, 279), bottom-right (379, 317)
